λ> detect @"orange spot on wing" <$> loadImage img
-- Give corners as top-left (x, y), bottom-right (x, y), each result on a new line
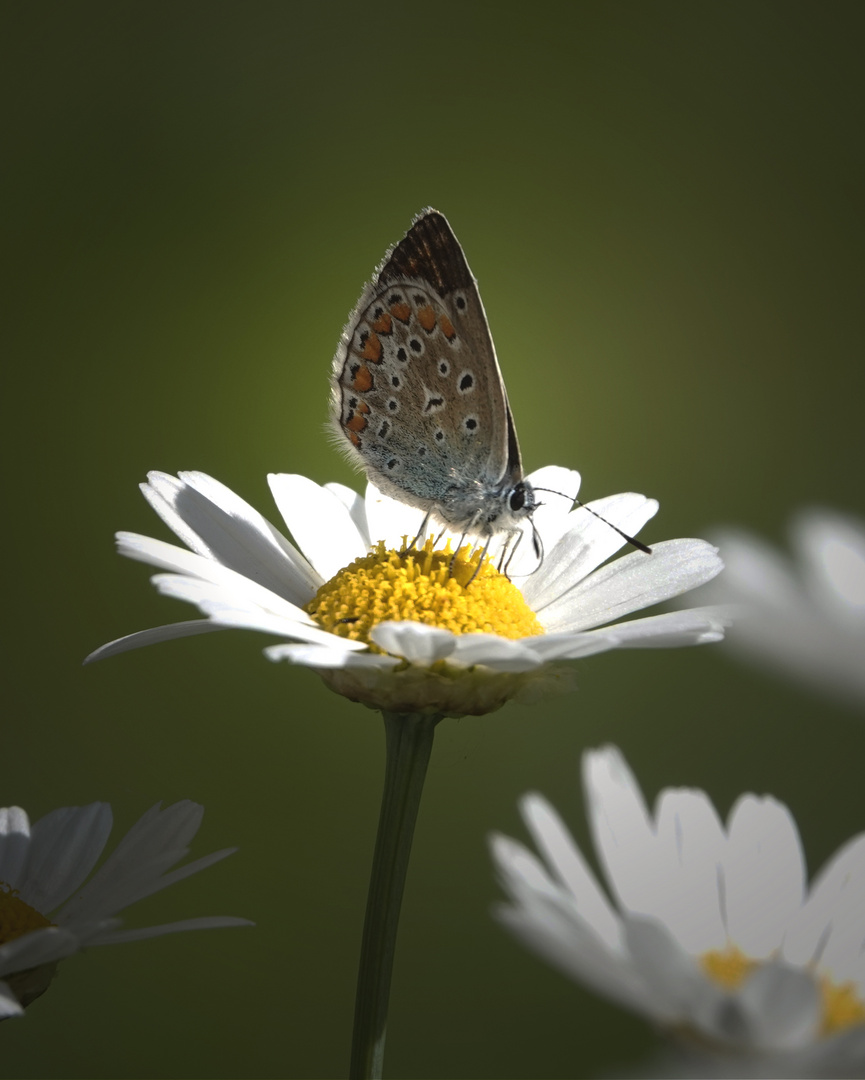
top-left (346, 413), bottom-right (368, 432)
top-left (390, 301), bottom-right (411, 323)
top-left (360, 332), bottom-right (383, 362)
top-left (352, 365), bottom-right (373, 392)
top-left (417, 305), bottom-right (437, 332)
top-left (439, 314), bottom-right (456, 340)
top-left (357, 401), bottom-right (370, 414)
top-left (371, 311), bottom-right (392, 334)
top-left (348, 431), bottom-right (361, 448)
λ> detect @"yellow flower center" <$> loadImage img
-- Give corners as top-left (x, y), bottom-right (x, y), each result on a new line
top-left (306, 537), bottom-right (543, 651)
top-left (701, 944), bottom-right (757, 989)
top-left (701, 945), bottom-right (865, 1037)
top-left (821, 979), bottom-right (865, 1036)
top-left (0, 882), bottom-right (59, 1009)
top-left (0, 882), bottom-right (53, 943)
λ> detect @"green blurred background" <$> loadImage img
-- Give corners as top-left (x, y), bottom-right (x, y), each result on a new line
top-left (5, 2), bottom-right (865, 1076)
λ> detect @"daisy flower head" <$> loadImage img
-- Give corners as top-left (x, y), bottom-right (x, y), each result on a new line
top-left (697, 508), bottom-right (865, 708)
top-left (490, 746), bottom-right (865, 1074)
top-left (88, 467), bottom-right (726, 718)
top-left (0, 800), bottom-right (251, 1016)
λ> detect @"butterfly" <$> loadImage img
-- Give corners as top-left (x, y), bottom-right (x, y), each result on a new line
top-left (329, 208), bottom-right (537, 557)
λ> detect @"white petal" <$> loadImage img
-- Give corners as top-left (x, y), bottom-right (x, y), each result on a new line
top-left (783, 833), bottom-right (865, 968)
top-left (21, 804), bottom-right (113, 913)
top-left (323, 482), bottom-right (371, 547)
top-left (268, 473), bottom-right (368, 578)
top-left (583, 746), bottom-right (657, 914)
top-left (364, 483), bottom-right (426, 548)
top-left (66, 848), bottom-right (239, 926)
top-left (145, 570), bottom-right (276, 615)
top-left (0, 982), bottom-right (23, 1017)
top-left (491, 835), bottom-right (643, 1012)
top-left (370, 622), bottom-right (456, 664)
top-left (793, 509), bottom-right (865, 618)
top-left (140, 471), bottom-right (211, 555)
top-left (647, 788), bottom-right (729, 954)
top-left (149, 572), bottom-right (314, 626)
top-left (570, 608), bottom-right (731, 650)
top-left (0, 808), bottom-right (30, 887)
top-left (491, 832), bottom-right (564, 900)
top-left (522, 493), bottom-right (659, 611)
top-left (734, 963), bottom-right (821, 1051)
top-left (87, 916), bottom-right (254, 946)
top-left (712, 530), bottom-right (803, 607)
top-left (503, 466), bottom-right (582, 580)
top-left (623, 916), bottom-right (721, 1025)
top-left (540, 539), bottom-right (723, 633)
top-left (519, 630), bottom-right (627, 661)
top-left (117, 531), bottom-right (317, 610)
top-left (520, 609), bottom-right (729, 664)
top-left (723, 795), bottom-right (806, 957)
top-left (524, 465), bottom-right (582, 508)
top-left (519, 793), bottom-right (621, 950)
top-left (84, 620), bottom-right (227, 664)
top-left (0, 926), bottom-right (80, 979)
top-left (586, 750), bottom-right (729, 953)
top-left (449, 634), bottom-right (543, 672)
top-left (265, 643), bottom-right (398, 669)
top-left (58, 802), bottom-right (212, 924)
top-left (144, 471), bottom-right (320, 598)
top-left (202, 606), bottom-right (366, 650)
top-left (812, 849), bottom-right (865, 984)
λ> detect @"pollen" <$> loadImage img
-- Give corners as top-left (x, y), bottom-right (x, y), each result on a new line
top-left (821, 975), bottom-right (865, 1036)
top-left (701, 945), bottom-right (865, 1038)
top-left (700, 945), bottom-right (757, 989)
top-left (305, 537), bottom-right (543, 649)
top-left (0, 882), bottom-right (53, 944)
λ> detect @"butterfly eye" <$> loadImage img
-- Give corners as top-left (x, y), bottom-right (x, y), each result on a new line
top-left (509, 484), bottom-right (527, 512)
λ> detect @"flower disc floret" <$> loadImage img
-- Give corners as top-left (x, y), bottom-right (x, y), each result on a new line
top-left (0, 886), bottom-right (53, 944)
top-left (306, 538), bottom-right (543, 650)
top-left (701, 945), bottom-right (865, 1037)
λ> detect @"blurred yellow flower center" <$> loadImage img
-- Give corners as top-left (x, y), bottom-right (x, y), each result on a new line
top-left (701, 945), bottom-right (865, 1037)
top-left (306, 537), bottom-right (543, 650)
top-left (0, 883), bottom-right (53, 943)
top-left (700, 944), bottom-right (757, 989)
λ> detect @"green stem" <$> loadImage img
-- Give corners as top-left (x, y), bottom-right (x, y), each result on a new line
top-left (349, 710), bottom-right (441, 1080)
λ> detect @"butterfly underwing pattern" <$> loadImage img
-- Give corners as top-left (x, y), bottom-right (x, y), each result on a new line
top-left (329, 208), bottom-right (536, 544)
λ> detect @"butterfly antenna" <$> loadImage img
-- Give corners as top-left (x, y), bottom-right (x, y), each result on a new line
top-left (532, 488), bottom-right (652, 555)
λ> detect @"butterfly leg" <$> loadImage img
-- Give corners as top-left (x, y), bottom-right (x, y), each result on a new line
top-left (496, 532), bottom-right (513, 573)
top-left (449, 530), bottom-right (469, 575)
top-left (402, 510), bottom-right (433, 556)
top-left (501, 530), bottom-right (525, 579)
top-left (464, 534), bottom-right (493, 585)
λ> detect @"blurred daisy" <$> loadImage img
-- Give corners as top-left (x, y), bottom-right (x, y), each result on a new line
top-left (490, 746), bottom-right (865, 1073)
top-left (0, 800), bottom-right (251, 1016)
top-left (697, 509), bottom-right (865, 707)
top-left (87, 467), bottom-right (725, 717)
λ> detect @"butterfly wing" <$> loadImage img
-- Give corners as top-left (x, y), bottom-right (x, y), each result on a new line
top-left (330, 209), bottom-right (523, 525)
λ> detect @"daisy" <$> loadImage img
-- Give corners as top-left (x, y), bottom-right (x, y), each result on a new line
top-left (696, 508), bottom-right (865, 707)
top-left (490, 746), bottom-right (865, 1073)
top-left (0, 800), bottom-right (251, 1016)
top-left (86, 466), bottom-right (726, 717)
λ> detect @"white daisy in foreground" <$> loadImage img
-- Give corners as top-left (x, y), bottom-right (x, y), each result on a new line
top-left (697, 508), bottom-right (865, 708)
top-left (87, 467), bottom-right (726, 717)
top-left (0, 800), bottom-right (251, 1016)
top-left (490, 746), bottom-right (865, 1075)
